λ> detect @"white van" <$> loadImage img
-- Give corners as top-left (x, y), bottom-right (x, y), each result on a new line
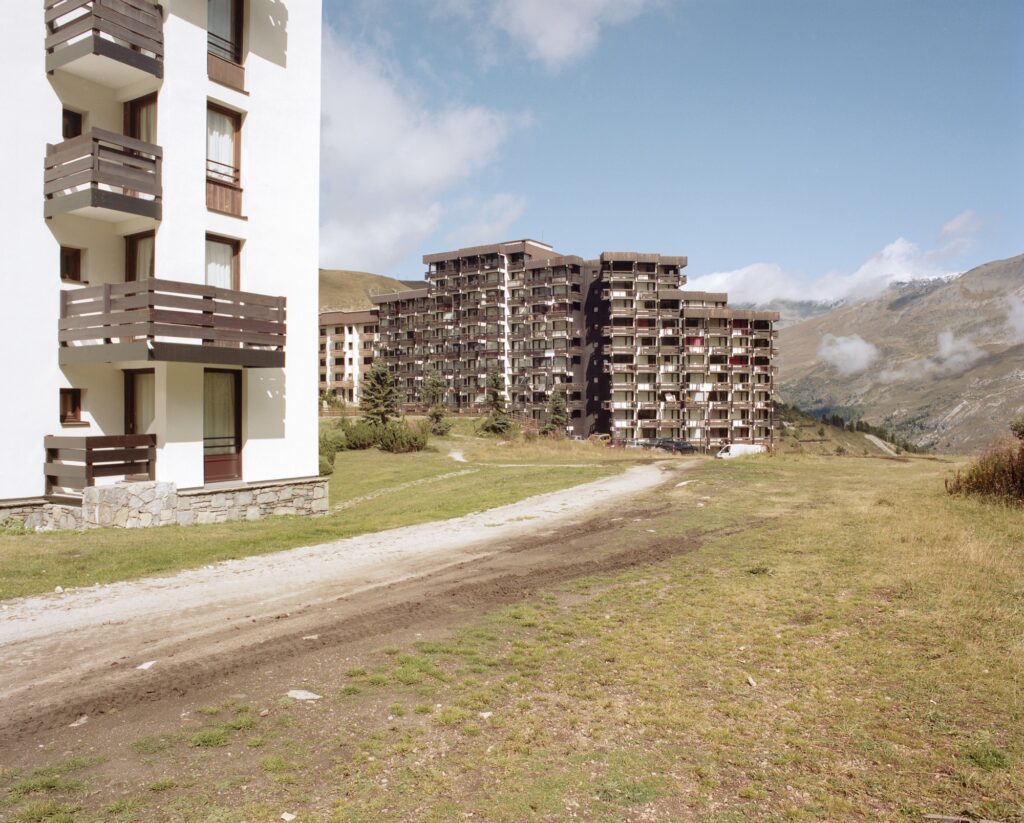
top-left (715, 444), bottom-right (767, 459)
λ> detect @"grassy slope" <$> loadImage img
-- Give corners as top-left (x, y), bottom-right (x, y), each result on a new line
top-left (0, 434), bottom-right (653, 601)
top-left (319, 269), bottom-right (420, 311)
top-left (4, 453), bottom-right (1022, 822)
top-left (775, 403), bottom-right (893, 457)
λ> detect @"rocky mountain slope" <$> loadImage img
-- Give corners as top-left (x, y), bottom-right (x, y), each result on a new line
top-left (778, 255), bottom-right (1024, 453)
top-left (319, 269), bottom-right (424, 310)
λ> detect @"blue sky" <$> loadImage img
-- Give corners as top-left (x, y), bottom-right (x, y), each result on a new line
top-left (319, 0), bottom-right (1023, 303)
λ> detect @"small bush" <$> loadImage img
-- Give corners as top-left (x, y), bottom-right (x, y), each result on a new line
top-left (427, 405), bottom-right (453, 436)
top-left (1011, 414), bottom-right (1024, 441)
top-left (318, 455), bottom-right (334, 477)
top-left (378, 420), bottom-right (428, 454)
top-left (478, 413), bottom-right (513, 437)
top-left (946, 438), bottom-right (1024, 504)
top-left (341, 420), bottom-right (378, 450)
top-left (0, 518), bottom-right (30, 535)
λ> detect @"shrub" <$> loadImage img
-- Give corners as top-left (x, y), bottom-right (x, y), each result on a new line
top-left (478, 413), bottom-right (513, 437)
top-left (946, 438), bottom-right (1024, 504)
top-left (341, 420), bottom-right (378, 450)
top-left (1011, 414), bottom-right (1024, 441)
top-left (0, 518), bottom-right (30, 535)
top-left (427, 404), bottom-right (453, 436)
top-left (318, 455), bottom-right (334, 477)
top-left (378, 420), bottom-right (428, 454)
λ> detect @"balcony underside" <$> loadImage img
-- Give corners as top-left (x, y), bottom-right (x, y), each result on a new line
top-left (59, 340), bottom-right (285, 369)
top-left (47, 34), bottom-right (162, 85)
top-left (45, 187), bottom-right (161, 222)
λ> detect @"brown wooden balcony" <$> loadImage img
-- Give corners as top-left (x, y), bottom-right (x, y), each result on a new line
top-left (45, 434), bottom-right (156, 497)
top-left (59, 279), bottom-right (286, 368)
top-left (45, 129), bottom-right (162, 221)
top-left (45, 0), bottom-right (163, 86)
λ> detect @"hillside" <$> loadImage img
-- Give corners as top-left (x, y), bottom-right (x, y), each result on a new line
top-left (778, 255), bottom-right (1024, 453)
top-left (774, 403), bottom-right (899, 457)
top-left (319, 269), bottom-right (424, 311)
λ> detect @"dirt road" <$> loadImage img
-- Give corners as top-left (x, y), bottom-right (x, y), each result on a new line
top-left (0, 463), bottom-right (682, 744)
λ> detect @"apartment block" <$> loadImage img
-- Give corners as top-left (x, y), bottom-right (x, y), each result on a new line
top-left (0, 1), bottom-right (324, 528)
top-left (319, 310), bottom-right (379, 404)
top-left (371, 241), bottom-right (779, 450)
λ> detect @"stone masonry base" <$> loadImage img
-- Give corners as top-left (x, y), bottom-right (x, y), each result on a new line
top-left (0, 477), bottom-right (328, 532)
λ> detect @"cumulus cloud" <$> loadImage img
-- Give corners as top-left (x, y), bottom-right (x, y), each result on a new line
top-left (319, 30), bottom-right (522, 271)
top-left (880, 330), bottom-right (988, 383)
top-left (434, 0), bottom-right (654, 70)
top-left (817, 334), bottom-right (880, 376)
top-left (688, 212), bottom-right (984, 307)
top-left (444, 193), bottom-right (529, 248)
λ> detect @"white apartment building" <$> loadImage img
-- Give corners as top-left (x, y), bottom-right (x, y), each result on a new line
top-left (1, 0), bottom-right (322, 524)
top-left (319, 310), bottom-right (378, 405)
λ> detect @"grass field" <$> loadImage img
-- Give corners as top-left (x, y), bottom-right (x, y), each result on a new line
top-left (3, 452), bottom-right (1020, 822)
top-left (0, 429), bottom-right (651, 601)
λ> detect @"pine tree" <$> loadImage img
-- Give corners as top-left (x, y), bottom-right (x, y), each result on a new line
top-left (544, 389), bottom-right (568, 436)
top-left (422, 369), bottom-right (447, 407)
top-left (478, 365), bottom-right (511, 435)
top-left (360, 362), bottom-right (401, 426)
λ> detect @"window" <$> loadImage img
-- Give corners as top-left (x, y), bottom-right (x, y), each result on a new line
top-left (62, 109), bottom-right (82, 140)
top-left (205, 234), bottom-right (240, 289)
top-left (60, 389), bottom-right (82, 424)
top-left (60, 247), bottom-right (82, 282)
top-left (125, 232), bottom-right (155, 281)
top-left (206, 105), bottom-right (241, 186)
top-left (124, 93), bottom-right (157, 144)
top-left (208, 0), bottom-right (243, 63)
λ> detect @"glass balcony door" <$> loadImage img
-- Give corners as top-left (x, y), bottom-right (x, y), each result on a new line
top-left (203, 369), bottom-right (242, 483)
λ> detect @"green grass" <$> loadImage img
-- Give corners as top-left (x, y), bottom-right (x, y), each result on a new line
top-left (0, 433), bottom-right (632, 600)
top-left (8, 454), bottom-right (1019, 822)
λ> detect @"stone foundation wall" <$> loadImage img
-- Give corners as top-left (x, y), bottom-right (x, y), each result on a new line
top-left (0, 477), bottom-right (328, 532)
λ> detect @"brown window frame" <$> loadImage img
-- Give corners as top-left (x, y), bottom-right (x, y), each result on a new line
top-left (208, 0), bottom-right (245, 64)
top-left (205, 234), bottom-right (241, 290)
top-left (125, 231), bottom-right (156, 282)
top-left (206, 103), bottom-right (242, 188)
top-left (60, 247), bottom-right (82, 283)
top-left (123, 92), bottom-right (158, 142)
top-left (60, 388), bottom-right (82, 425)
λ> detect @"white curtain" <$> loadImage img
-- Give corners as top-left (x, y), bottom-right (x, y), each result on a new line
top-left (136, 99), bottom-right (157, 144)
top-left (134, 235), bottom-right (154, 280)
top-left (207, 108), bottom-right (236, 182)
top-left (205, 239), bottom-right (234, 288)
top-left (204, 372), bottom-right (237, 455)
top-left (133, 373), bottom-right (156, 434)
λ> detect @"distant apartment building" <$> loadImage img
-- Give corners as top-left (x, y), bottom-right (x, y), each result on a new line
top-left (371, 241), bottom-right (779, 451)
top-left (319, 310), bottom-right (379, 404)
top-left (0, 1), bottom-right (325, 528)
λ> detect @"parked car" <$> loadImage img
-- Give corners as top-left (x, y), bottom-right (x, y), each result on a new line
top-left (643, 438), bottom-right (697, 454)
top-left (715, 444), bottom-right (767, 459)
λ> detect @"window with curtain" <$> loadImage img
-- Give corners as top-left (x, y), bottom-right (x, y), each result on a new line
top-left (205, 236), bottom-right (237, 289)
top-left (126, 233), bottom-right (155, 281)
top-left (127, 371), bottom-right (156, 435)
top-left (208, 0), bottom-right (242, 62)
top-left (207, 106), bottom-right (239, 185)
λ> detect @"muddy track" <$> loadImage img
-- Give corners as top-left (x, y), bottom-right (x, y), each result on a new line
top-left (0, 494), bottom-right (737, 747)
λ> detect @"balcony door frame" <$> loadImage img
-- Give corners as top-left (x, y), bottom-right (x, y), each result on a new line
top-left (203, 368), bottom-right (243, 484)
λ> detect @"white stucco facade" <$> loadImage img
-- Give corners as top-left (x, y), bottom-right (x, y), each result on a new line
top-left (0, 1), bottom-right (321, 501)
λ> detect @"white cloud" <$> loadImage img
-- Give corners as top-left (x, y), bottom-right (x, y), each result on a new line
top-left (319, 30), bottom-right (520, 271)
top-left (1006, 296), bottom-right (1024, 342)
top-left (435, 0), bottom-right (654, 70)
top-left (444, 193), bottom-right (529, 248)
top-left (687, 212), bottom-right (984, 307)
top-left (880, 330), bottom-right (988, 382)
top-left (817, 334), bottom-right (880, 376)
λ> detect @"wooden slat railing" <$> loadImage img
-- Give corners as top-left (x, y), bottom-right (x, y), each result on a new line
top-left (59, 278), bottom-right (287, 353)
top-left (45, 0), bottom-right (164, 61)
top-left (45, 128), bottom-right (162, 206)
top-left (44, 434), bottom-right (156, 496)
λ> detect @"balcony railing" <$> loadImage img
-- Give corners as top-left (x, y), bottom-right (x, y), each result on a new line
top-left (45, 128), bottom-right (162, 220)
top-left (45, 0), bottom-right (164, 82)
top-left (59, 278), bottom-right (287, 368)
top-left (45, 434), bottom-right (156, 496)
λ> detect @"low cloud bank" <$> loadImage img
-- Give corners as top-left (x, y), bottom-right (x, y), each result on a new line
top-left (817, 334), bottom-right (879, 376)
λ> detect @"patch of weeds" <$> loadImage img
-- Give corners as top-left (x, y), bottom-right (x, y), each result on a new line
top-left (434, 707), bottom-right (470, 727)
top-left (0, 518), bottom-right (31, 536)
top-left (344, 667), bottom-right (367, 677)
top-left (8, 774), bottom-right (83, 800)
top-left (189, 726), bottom-right (229, 748)
top-left (414, 704), bottom-right (433, 715)
top-left (746, 565), bottom-right (772, 576)
top-left (226, 714), bottom-right (256, 731)
top-left (393, 665), bottom-right (424, 685)
top-left (195, 704), bottom-right (223, 716)
top-left (339, 685), bottom-right (361, 697)
top-left (104, 796), bottom-right (141, 815)
top-left (259, 756), bottom-right (294, 774)
top-left (963, 740), bottom-right (1010, 771)
top-left (13, 800), bottom-right (80, 822)
top-left (388, 704), bottom-right (406, 717)
top-left (246, 736), bottom-right (267, 748)
top-left (382, 646), bottom-right (400, 656)
top-left (147, 778), bottom-right (181, 792)
top-left (131, 735), bottom-right (174, 755)
top-left (367, 673), bottom-right (389, 687)
top-left (595, 776), bottom-right (663, 806)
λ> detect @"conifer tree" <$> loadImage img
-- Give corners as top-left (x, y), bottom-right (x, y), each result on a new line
top-left (360, 362), bottom-right (401, 426)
